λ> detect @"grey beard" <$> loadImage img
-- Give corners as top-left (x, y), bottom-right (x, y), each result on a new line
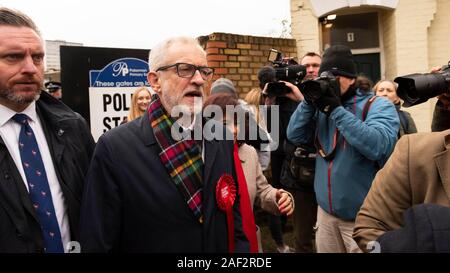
top-left (0, 89), bottom-right (41, 104)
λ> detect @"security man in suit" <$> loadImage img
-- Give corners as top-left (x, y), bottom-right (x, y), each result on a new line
top-left (0, 7), bottom-right (95, 253)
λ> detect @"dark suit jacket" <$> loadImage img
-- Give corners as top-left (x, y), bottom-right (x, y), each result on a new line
top-left (79, 112), bottom-right (249, 252)
top-left (378, 204), bottom-right (450, 253)
top-left (0, 92), bottom-right (95, 252)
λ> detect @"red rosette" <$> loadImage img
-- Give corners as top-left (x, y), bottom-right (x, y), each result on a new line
top-left (216, 174), bottom-right (236, 210)
top-left (215, 174), bottom-right (236, 252)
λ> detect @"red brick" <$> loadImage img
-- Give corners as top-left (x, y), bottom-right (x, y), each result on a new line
top-left (206, 48), bottom-right (219, 54)
top-left (206, 41), bottom-right (227, 49)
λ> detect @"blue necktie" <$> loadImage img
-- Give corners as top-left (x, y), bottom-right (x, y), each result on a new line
top-left (12, 114), bottom-right (64, 253)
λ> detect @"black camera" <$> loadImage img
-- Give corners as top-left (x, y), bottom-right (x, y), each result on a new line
top-left (258, 49), bottom-right (307, 97)
top-left (394, 61), bottom-right (450, 107)
top-left (299, 71), bottom-right (340, 103)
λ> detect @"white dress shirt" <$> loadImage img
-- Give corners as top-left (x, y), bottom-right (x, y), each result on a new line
top-left (0, 102), bottom-right (71, 252)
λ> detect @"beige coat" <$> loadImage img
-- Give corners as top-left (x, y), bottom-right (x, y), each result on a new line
top-left (238, 144), bottom-right (280, 215)
top-left (353, 129), bottom-right (450, 252)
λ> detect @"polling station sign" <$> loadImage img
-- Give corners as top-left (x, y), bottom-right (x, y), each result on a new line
top-left (89, 58), bottom-right (150, 140)
top-left (60, 45), bottom-right (150, 141)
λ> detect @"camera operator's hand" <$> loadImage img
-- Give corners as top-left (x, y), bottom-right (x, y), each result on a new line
top-left (281, 81), bottom-right (304, 102)
top-left (313, 88), bottom-right (341, 116)
top-left (431, 66), bottom-right (442, 73)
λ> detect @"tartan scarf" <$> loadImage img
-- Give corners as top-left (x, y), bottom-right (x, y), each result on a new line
top-left (148, 94), bottom-right (204, 223)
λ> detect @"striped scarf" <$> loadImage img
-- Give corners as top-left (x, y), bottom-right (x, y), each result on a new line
top-left (148, 95), bottom-right (204, 223)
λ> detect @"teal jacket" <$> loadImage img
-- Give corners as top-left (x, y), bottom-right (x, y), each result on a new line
top-left (287, 90), bottom-right (399, 220)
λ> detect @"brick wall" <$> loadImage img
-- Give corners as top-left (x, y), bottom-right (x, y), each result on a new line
top-left (199, 33), bottom-right (297, 98)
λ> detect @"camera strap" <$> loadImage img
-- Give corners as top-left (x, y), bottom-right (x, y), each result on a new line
top-left (315, 95), bottom-right (377, 161)
top-left (362, 96), bottom-right (377, 121)
top-left (315, 128), bottom-right (339, 161)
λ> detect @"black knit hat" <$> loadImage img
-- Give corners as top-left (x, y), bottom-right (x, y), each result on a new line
top-left (319, 45), bottom-right (357, 78)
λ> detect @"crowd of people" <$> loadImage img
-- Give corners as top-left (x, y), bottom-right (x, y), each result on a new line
top-left (1, 7), bottom-right (449, 253)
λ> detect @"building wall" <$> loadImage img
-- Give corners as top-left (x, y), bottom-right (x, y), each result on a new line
top-left (379, 9), bottom-right (397, 80)
top-left (389, 0), bottom-right (437, 132)
top-left (290, 0), bottom-right (449, 132)
top-left (199, 33), bottom-right (297, 98)
top-left (45, 40), bottom-right (83, 71)
top-left (428, 0), bottom-right (450, 68)
top-left (290, 0), bottom-right (321, 58)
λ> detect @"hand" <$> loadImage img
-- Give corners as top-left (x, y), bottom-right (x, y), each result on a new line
top-left (431, 66), bottom-right (442, 73)
top-left (276, 189), bottom-right (294, 216)
top-left (281, 81), bottom-right (304, 102)
top-left (313, 89), bottom-right (341, 116)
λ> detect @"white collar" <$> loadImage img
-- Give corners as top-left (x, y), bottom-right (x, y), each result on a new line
top-left (0, 101), bottom-right (37, 127)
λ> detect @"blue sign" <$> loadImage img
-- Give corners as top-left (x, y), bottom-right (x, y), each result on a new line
top-left (89, 58), bottom-right (150, 87)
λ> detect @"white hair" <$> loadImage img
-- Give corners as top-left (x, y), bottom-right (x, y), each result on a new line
top-left (148, 36), bottom-right (206, 71)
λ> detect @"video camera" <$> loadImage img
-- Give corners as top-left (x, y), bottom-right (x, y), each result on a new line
top-left (395, 61), bottom-right (450, 107)
top-left (258, 49), bottom-right (307, 97)
top-left (299, 71), bottom-right (340, 103)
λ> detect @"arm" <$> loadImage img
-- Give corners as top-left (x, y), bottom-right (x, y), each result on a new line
top-left (253, 152), bottom-right (279, 215)
top-left (257, 149), bottom-right (270, 171)
top-left (330, 98), bottom-right (399, 162)
top-left (253, 156), bottom-right (294, 216)
top-left (286, 101), bottom-right (316, 145)
top-left (353, 135), bottom-right (413, 252)
top-left (79, 136), bottom-right (122, 252)
top-left (282, 81), bottom-right (304, 102)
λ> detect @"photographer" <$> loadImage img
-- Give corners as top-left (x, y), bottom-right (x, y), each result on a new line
top-left (393, 63), bottom-right (450, 131)
top-left (433, 93), bottom-right (450, 131)
top-left (287, 45), bottom-right (399, 253)
top-left (277, 52), bottom-right (321, 253)
top-left (258, 65), bottom-right (302, 253)
top-left (431, 66), bottom-right (450, 131)
top-left (354, 66), bottom-right (450, 253)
